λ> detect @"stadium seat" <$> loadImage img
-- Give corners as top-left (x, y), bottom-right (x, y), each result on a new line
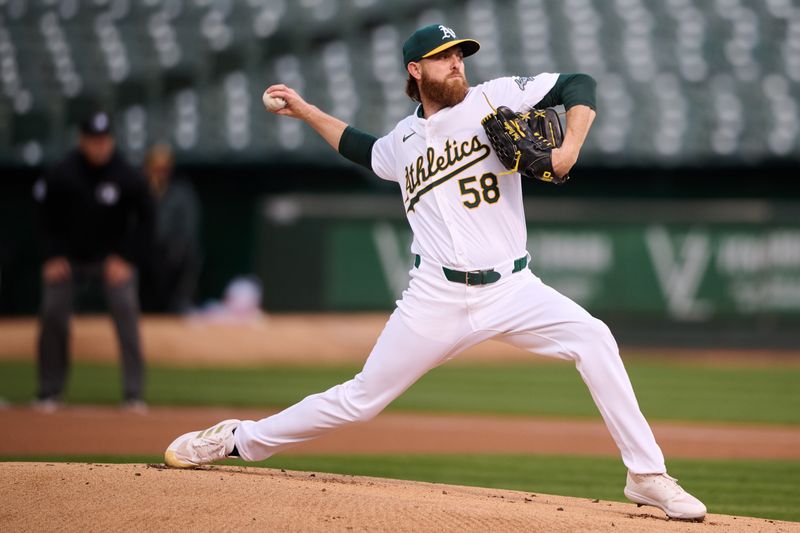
top-left (2, 0), bottom-right (797, 164)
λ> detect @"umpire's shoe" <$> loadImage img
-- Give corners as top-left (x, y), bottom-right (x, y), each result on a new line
top-left (164, 419), bottom-right (240, 468)
top-left (624, 472), bottom-right (707, 520)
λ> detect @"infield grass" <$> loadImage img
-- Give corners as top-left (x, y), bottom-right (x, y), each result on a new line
top-left (1, 360), bottom-right (799, 424)
top-left (4, 454), bottom-right (798, 522)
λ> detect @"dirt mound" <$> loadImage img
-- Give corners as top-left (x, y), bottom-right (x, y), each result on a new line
top-left (2, 463), bottom-right (796, 532)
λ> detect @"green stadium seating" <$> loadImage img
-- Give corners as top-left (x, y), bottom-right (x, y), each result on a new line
top-left (1, 0), bottom-right (798, 165)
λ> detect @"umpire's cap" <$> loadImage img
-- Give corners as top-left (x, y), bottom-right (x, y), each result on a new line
top-left (402, 24), bottom-right (480, 66)
top-left (79, 111), bottom-right (113, 136)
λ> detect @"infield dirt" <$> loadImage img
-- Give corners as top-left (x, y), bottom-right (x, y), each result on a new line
top-left (2, 462), bottom-right (798, 533)
top-left (2, 405), bottom-right (799, 459)
top-left (2, 315), bottom-right (799, 367)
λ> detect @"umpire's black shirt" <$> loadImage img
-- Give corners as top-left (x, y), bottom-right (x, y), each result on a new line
top-left (35, 148), bottom-right (154, 265)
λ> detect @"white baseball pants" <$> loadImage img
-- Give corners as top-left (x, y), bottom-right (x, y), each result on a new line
top-left (236, 256), bottom-right (666, 474)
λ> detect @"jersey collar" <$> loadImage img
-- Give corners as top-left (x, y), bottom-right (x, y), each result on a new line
top-left (413, 87), bottom-right (475, 121)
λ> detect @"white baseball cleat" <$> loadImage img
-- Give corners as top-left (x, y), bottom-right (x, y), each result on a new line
top-left (164, 419), bottom-right (241, 468)
top-left (624, 472), bottom-right (707, 521)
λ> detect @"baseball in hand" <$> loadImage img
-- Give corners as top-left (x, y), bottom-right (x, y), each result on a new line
top-left (262, 89), bottom-right (286, 112)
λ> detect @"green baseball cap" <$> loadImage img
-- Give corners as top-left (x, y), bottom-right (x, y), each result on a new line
top-left (402, 24), bottom-right (480, 66)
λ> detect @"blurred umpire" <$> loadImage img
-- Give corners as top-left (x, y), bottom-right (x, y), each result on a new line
top-left (32, 111), bottom-right (154, 412)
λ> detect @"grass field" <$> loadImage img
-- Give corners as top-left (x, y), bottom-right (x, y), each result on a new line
top-left (3, 454), bottom-right (798, 522)
top-left (1, 359), bottom-right (799, 424)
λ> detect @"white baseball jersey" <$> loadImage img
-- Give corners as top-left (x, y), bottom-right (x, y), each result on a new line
top-left (371, 73), bottom-right (560, 270)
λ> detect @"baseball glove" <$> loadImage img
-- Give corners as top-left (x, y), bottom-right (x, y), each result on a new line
top-left (481, 106), bottom-right (568, 184)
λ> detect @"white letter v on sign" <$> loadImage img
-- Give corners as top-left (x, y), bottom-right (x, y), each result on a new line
top-left (645, 226), bottom-right (713, 320)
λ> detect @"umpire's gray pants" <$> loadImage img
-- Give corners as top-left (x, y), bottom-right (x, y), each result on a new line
top-left (37, 262), bottom-right (145, 401)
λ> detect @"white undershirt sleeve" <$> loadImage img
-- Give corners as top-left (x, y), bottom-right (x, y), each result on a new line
top-left (371, 131), bottom-right (398, 182)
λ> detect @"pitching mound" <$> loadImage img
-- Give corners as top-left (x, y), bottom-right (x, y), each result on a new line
top-left (2, 463), bottom-right (795, 532)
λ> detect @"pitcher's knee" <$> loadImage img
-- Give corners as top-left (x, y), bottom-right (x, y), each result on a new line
top-left (337, 383), bottom-right (391, 423)
top-left (342, 396), bottom-right (386, 422)
top-left (575, 317), bottom-right (619, 353)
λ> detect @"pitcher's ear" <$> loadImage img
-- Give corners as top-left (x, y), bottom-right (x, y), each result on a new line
top-left (407, 61), bottom-right (422, 80)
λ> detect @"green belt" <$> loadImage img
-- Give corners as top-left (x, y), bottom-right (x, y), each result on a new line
top-left (414, 255), bottom-right (528, 286)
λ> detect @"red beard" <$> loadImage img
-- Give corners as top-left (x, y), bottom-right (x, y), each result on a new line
top-left (420, 71), bottom-right (469, 108)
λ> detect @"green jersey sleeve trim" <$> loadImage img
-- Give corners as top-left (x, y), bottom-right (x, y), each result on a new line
top-left (339, 125), bottom-right (378, 170)
top-left (535, 73), bottom-right (597, 110)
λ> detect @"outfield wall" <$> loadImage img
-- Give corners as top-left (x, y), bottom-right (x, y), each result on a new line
top-left (256, 195), bottom-right (800, 346)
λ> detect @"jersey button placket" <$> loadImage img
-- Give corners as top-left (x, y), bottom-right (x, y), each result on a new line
top-left (429, 176), bottom-right (458, 265)
top-left (447, 192), bottom-right (469, 268)
top-left (435, 130), bottom-right (467, 269)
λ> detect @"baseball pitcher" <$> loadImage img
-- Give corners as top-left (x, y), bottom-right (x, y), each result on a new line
top-left (165, 24), bottom-right (706, 521)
